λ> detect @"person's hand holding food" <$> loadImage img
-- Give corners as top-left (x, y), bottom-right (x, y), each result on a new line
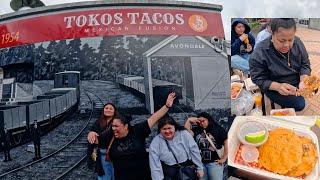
top-left (275, 83), bottom-right (297, 96)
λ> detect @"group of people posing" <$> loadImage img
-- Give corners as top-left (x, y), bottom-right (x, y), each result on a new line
top-left (231, 18), bottom-right (311, 111)
top-left (87, 93), bottom-right (228, 180)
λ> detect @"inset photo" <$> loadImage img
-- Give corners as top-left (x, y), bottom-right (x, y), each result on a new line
top-left (227, 116), bottom-right (320, 180)
top-left (231, 18), bottom-right (320, 116)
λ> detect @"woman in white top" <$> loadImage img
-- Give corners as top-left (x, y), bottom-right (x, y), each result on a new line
top-left (149, 116), bottom-right (204, 180)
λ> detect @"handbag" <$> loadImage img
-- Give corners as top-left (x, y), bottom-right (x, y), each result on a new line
top-left (87, 143), bottom-right (97, 170)
top-left (105, 136), bottom-right (114, 161)
top-left (164, 140), bottom-right (198, 180)
top-left (203, 130), bottom-right (224, 159)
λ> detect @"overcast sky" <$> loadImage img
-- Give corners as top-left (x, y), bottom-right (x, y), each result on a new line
top-left (1, 0), bottom-right (320, 40)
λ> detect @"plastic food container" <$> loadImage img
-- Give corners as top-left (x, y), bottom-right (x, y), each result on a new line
top-left (241, 145), bottom-right (260, 163)
top-left (231, 75), bottom-right (241, 82)
top-left (231, 82), bottom-right (244, 100)
top-left (228, 116), bottom-right (320, 180)
top-left (244, 78), bottom-right (259, 91)
top-left (237, 120), bottom-right (269, 147)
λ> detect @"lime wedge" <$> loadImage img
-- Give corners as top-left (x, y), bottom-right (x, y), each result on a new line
top-left (245, 130), bottom-right (266, 144)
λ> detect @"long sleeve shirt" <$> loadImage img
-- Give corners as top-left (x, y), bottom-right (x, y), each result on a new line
top-left (149, 130), bottom-right (203, 180)
top-left (255, 29), bottom-right (271, 48)
top-left (249, 36), bottom-right (311, 92)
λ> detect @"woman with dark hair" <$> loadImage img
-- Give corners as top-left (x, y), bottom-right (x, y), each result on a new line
top-left (87, 103), bottom-right (117, 180)
top-left (109, 92), bottom-right (176, 180)
top-left (231, 18), bottom-right (256, 75)
top-left (184, 112), bottom-right (228, 180)
top-left (149, 116), bottom-right (204, 180)
top-left (250, 18), bottom-right (311, 111)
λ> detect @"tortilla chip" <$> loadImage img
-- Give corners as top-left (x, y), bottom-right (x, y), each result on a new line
top-left (259, 128), bottom-right (303, 175)
top-left (286, 137), bottom-right (318, 177)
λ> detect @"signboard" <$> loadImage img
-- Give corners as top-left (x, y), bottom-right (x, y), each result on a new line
top-left (0, 8), bottom-right (224, 48)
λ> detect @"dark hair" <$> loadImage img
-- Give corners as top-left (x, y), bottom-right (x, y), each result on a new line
top-left (98, 103), bottom-right (117, 128)
top-left (157, 115), bottom-right (185, 133)
top-left (259, 21), bottom-right (271, 32)
top-left (113, 113), bottom-right (132, 126)
top-left (197, 112), bottom-right (215, 127)
top-left (270, 18), bottom-right (296, 34)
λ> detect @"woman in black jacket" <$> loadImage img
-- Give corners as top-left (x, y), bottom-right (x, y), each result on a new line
top-left (87, 103), bottom-right (117, 180)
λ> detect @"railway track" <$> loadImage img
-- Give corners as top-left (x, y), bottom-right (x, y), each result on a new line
top-left (54, 90), bottom-right (104, 180)
top-left (0, 90), bottom-right (103, 179)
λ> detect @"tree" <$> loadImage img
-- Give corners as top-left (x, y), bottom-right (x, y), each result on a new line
top-left (81, 43), bottom-right (98, 80)
top-left (10, 0), bottom-right (45, 11)
top-left (66, 39), bottom-right (82, 71)
top-left (34, 44), bottom-right (45, 80)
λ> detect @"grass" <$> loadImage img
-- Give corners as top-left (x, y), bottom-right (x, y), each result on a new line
top-left (250, 22), bottom-right (261, 31)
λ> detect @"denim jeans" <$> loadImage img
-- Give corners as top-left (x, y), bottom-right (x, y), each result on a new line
top-left (97, 149), bottom-right (114, 180)
top-left (231, 54), bottom-right (250, 75)
top-left (265, 90), bottom-right (305, 111)
top-left (200, 162), bottom-right (224, 180)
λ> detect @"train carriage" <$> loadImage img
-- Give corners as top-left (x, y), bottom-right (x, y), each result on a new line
top-left (0, 106), bottom-right (26, 131)
top-left (54, 71), bottom-right (81, 103)
top-left (17, 100), bottom-right (50, 127)
top-left (36, 95), bottom-right (59, 117)
top-left (0, 71), bottom-right (80, 147)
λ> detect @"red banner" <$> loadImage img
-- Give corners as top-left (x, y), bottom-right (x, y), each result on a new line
top-left (0, 8), bottom-right (224, 48)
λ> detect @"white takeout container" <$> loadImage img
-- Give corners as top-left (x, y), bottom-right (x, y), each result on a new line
top-left (228, 116), bottom-right (320, 180)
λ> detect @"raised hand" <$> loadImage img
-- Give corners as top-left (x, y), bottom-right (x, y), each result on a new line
top-left (147, 92), bottom-right (176, 128)
top-left (166, 92), bottom-right (176, 108)
top-left (187, 117), bottom-right (200, 125)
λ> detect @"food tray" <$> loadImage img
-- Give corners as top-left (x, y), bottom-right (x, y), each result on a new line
top-left (228, 116), bottom-right (319, 180)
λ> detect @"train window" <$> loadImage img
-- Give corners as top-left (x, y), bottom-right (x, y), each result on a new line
top-left (62, 75), bottom-right (69, 87)
top-left (2, 84), bottom-right (12, 99)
